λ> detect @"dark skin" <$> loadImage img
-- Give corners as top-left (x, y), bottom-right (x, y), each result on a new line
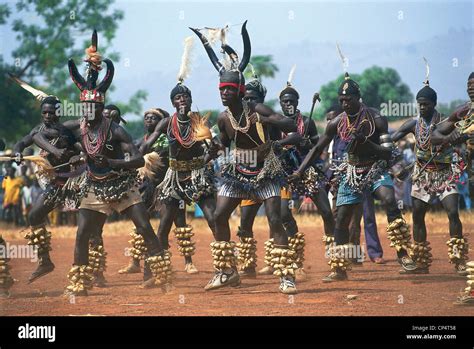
top-left (291, 94), bottom-right (406, 256)
top-left (277, 93), bottom-right (335, 238)
top-left (12, 103), bottom-right (82, 282)
top-left (391, 98), bottom-right (462, 242)
top-left (431, 78), bottom-right (474, 146)
top-left (214, 85), bottom-right (296, 245)
top-left (72, 102), bottom-right (163, 266)
top-left (136, 110), bottom-right (191, 264)
top-left (139, 93), bottom-right (217, 248)
top-left (135, 112), bottom-right (162, 149)
top-left (241, 93), bottom-right (333, 239)
top-left (295, 95), bottom-right (391, 176)
top-left (16, 103), bottom-right (81, 227)
top-left (13, 104), bottom-right (69, 159)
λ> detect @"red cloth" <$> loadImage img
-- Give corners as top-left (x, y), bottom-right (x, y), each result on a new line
top-left (219, 82), bottom-right (245, 94)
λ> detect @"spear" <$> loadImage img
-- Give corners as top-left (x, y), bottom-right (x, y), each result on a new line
top-left (303, 92), bottom-right (321, 139)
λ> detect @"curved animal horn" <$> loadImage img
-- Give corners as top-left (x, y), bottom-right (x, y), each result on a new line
top-left (238, 20), bottom-right (251, 72)
top-left (68, 58), bottom-right (86, 91)
top-left (97, 59), bottom-right (115, 93)
top-left (92, 29), bottom-right (98, 51)
top-left (189, 27), bottom-right (224, 74)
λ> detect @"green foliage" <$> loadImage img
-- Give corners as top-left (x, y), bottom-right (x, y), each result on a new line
top-left (316, 66), bottom-right (414, 121)
top-left (244, 55), bottom-right (279, 80)
top-left (9, 0), bottom-right (123, 99)
top-left (0, 0), bottom-right (147, 144)
top-left (437, 99), bottom-right (468, 117)
top-left (0, 59), bottom-right (39, 144)
top-left (0, 4), bottom-right (10, 24)
top-left (123, 120), bottom-right (145, 141)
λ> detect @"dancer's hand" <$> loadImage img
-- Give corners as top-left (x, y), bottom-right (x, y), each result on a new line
top-left (11, 152), bottom-right (23, 165)
top-left (208, 139), bottom-right (220, 159)
top-left (256, 141), bottom-right (272, 162)
top-left (93, 155), bottom-right (110, 168)
top-left (53, 148), bottom-right (67, 161)
top-left (351, 130), bottom-right (366, 143)
top-left (68, 155), bottom-right (84, 166)
top-left (249, 113), bottom-right (259, 125)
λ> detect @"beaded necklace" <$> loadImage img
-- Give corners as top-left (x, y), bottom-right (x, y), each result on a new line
top-left (167, 113), bottom-right (196, 149)
top-left (80, 117), bottom-right (111, 157)
top-left (227, 101), bottom-right (251, 134)
top-left (337, 106), bottom-right (375, 142)
top-left (415, 113), bottom-right (439, 152)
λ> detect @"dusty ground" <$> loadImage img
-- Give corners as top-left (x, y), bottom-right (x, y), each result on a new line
top-left (1, 212), bottom-right (473, 316)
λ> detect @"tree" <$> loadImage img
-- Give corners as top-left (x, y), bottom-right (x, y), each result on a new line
top-left (437, 99), bottom-right (468, 117)
top-left (0, 0), bottom-right (147, 144)
top-left (124, 120), bottom-right (145, 141)
top-left (244, 55), bottom-right (279, 80)
top-left (317, 66), bottom-right (413, 121)
top-left (0, 59), bottom-right (38, 143)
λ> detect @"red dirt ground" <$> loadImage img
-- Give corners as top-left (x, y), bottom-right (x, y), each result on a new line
top-left (1, 213), bottom-right (473, 316)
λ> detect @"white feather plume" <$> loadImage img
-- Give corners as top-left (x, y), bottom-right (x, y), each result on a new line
top-left (205, 25), bottom-right (229, 45)
top-left (177, 36), bottom-right (194, 83)
top-left (222, 54), bottom-right (232, 70)
top-left (8, 74), bottom-right (49, 101)
top-left (287, 64), bottom-right (296, 86)
top-left (336, 42), bottom-right (348, 72)
top-left (423, 56), bottom-right (430, 86)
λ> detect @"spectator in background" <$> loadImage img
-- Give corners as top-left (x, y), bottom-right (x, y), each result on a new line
top-left (457, 171), bottom-right (471, 211)
top-left (2, 167), bottom-right (24, 225)
top-left (21, 177), bottom-right (33, 225)
top-left (30, 178), bottom-right (43, 203)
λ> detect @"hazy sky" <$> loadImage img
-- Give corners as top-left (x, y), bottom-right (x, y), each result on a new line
top-left (1, 0), bottom-right (472, 118)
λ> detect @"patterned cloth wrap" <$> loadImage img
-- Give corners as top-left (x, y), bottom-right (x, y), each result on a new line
top-left (219, 145), bottom-right (286, 201)
top-left (412, 151), bottom-right (465, 197)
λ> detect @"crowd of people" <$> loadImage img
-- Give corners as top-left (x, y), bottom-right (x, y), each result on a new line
top-left (0, 25), bottom-right (473, 307)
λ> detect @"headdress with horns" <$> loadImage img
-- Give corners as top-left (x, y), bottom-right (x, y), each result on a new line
top-left (68, 30), bottom-right (114, 104)
top-left (190, 21), bottom-right (251, 95)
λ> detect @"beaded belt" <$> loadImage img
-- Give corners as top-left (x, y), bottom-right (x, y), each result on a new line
top-left (169, 157), bottom-right (205, 171)
top-left (346, 160), bottom-right (375, 173)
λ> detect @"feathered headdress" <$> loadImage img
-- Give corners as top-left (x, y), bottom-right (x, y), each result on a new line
top-left (7, 73), bottom-right (50, 101)
top-left (68, 30), bottom-right (114, 103)
top-left (170, 36), bottom-right (195, 101)
top-left (336, 43), bottom-right (360, 96)
top-left (279, 64), bottom-right (299, 99)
